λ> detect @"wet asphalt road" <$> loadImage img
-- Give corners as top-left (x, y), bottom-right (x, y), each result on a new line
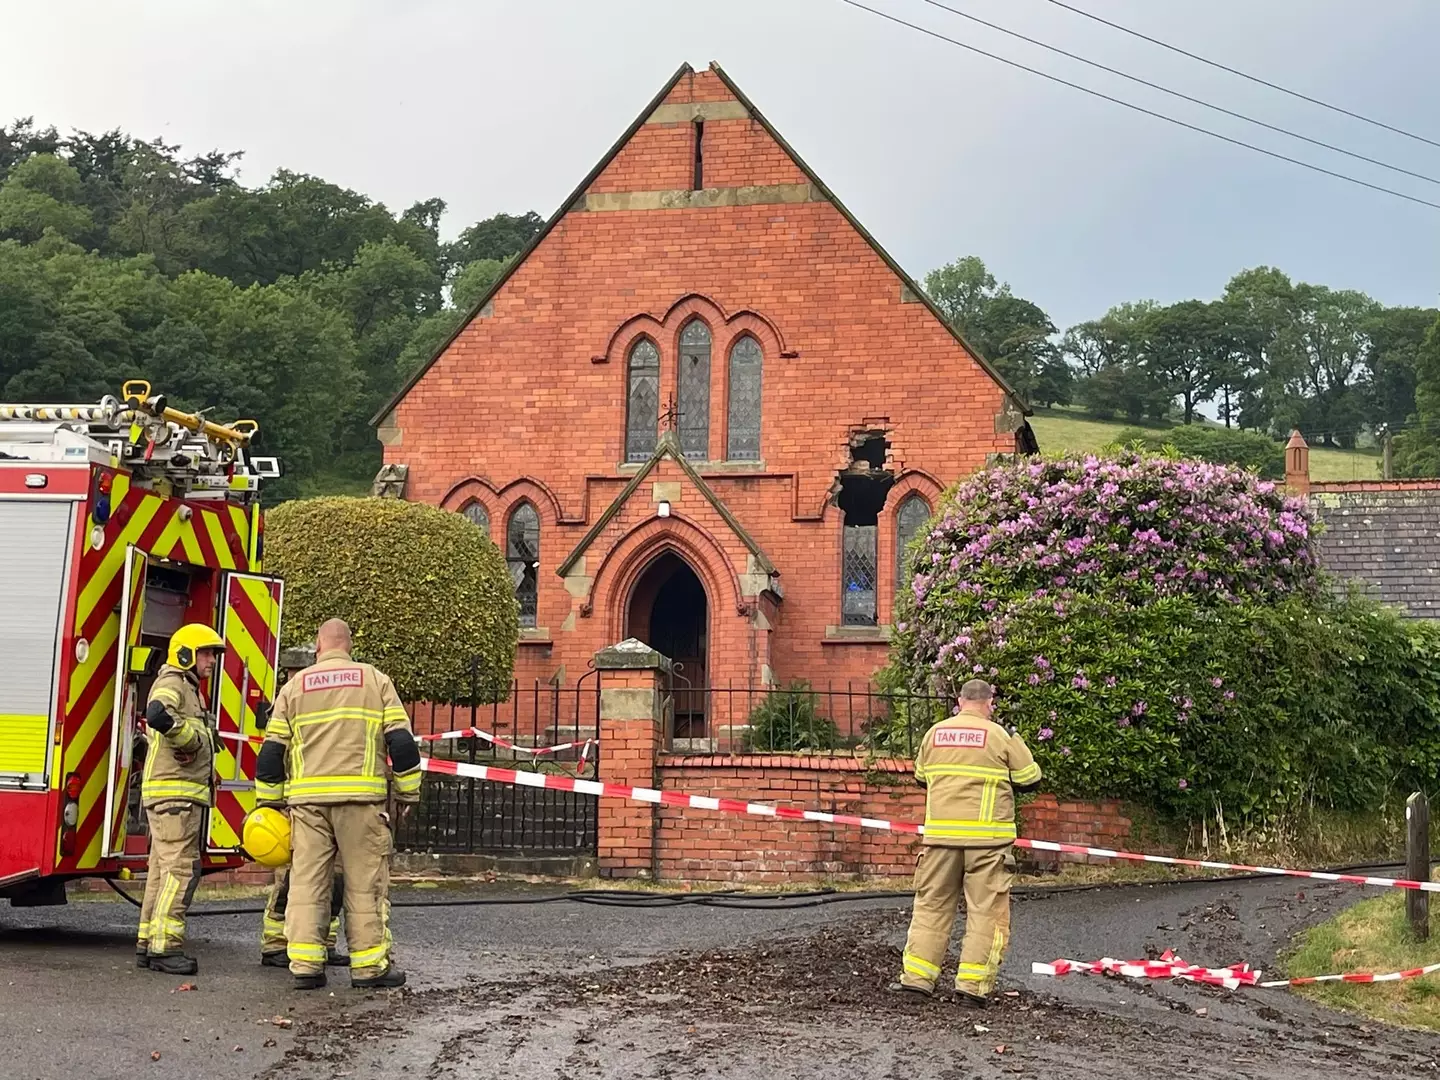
top-left (4, 875), bottom-right (1440, 1079)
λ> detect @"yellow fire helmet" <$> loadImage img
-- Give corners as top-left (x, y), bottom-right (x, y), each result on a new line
top-left (242, 806), bottom-right (292, 868)
top-left (168, 623), bottom-right (225, 671)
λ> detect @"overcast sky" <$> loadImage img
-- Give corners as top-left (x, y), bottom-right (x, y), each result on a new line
top-left (4, 0), bottom-right (1437, 328)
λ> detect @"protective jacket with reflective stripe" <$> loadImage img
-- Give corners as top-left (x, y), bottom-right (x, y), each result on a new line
top-left (142, 666), bottom-right (214, 808)
top-left (914, 707), bottom-right (1040, 847)
top-left (259, 650), bottom-right (420, 806)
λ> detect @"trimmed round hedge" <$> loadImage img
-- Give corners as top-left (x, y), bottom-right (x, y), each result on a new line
top-left (266, 496), bottom-right (518, 703)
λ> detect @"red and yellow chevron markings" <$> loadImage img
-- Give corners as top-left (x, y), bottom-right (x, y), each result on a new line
top-left (209, 573), bottom-right (282, 851)
top-left (62, 470), bottom-right (255, 870)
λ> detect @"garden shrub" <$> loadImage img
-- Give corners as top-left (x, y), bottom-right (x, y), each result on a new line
top-left (887, 453), bottom-right (1440, 825)
top-left (1114, 425), bottom-right (1286, 479)
top-left (266, 496), bottom-right (518, 703)
top-left (744, 681), bottom-right (840, 752)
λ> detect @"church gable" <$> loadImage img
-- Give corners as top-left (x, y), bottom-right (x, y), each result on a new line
top-left (376, 61), bottom-right (1022, 428)
top-left (586, 70), bottom-right (808, 197)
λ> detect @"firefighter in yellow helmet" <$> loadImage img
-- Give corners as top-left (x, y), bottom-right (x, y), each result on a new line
top-left (135, 623), bottom-right (224, 975)
top-left (255, 618), bottom-right (422, 990)
top-left (890, 679), bottom-right (1042, 1007)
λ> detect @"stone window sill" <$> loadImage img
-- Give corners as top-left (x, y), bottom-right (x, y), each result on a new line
top-left (518, 628), bottom-right (552, 645)
top-left (616, 460), bottom-right (768, 474)
top-left (821, 624), bottom-right (893, 645)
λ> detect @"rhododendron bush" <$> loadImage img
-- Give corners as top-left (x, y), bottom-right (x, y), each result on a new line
top-left (886, 453), bottom-right (1440, 823)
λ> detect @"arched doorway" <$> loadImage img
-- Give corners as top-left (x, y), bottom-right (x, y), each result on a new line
top-left (627, 551), bottom-right (708, 738)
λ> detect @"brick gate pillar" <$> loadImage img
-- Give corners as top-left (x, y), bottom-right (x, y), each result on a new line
top-left (594, 638), bottom-right (671, 878)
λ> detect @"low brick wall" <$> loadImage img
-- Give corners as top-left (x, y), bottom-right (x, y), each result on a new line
top-left (656, 755), bottom-right (1142, 882)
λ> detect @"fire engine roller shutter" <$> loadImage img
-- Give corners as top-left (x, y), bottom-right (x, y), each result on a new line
top-left (0, 500), bottom-right (73, 786)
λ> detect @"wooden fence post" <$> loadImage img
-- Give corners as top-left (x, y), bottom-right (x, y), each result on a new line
top-left (1407, 791), bottom-right (1430, 941)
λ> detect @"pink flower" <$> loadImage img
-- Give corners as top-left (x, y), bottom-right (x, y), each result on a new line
top-left (1177, 779), bottom-right (1189, 790)
top-left (1060, 745), bottom-right (1072, 756)
top-left (1211, 677), bottom-right (1224, 688)
top-left (1028, 673), bottom-right (1041, 686)
top-left (1038, 727), bottom-right (1054, 741)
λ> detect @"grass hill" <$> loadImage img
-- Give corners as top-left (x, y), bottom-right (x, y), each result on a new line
top-left (1028, 409), bottom-right (1381, 483)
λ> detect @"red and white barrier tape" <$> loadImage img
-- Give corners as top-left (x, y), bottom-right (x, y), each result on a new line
top-left (1033, 949), bottom-right (1440, 990)
top-left (417, 726), bottom-right (596, 759)
top-left (418, 756), bottom-right (1440, 895)
top-left (1033, 951), bottom-right (1259, 990)
top-left (220, 727), bottom-right (595, 763)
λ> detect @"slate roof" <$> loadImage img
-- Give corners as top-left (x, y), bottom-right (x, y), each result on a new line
top-left (1310, 485), bottom-right (1440, 618)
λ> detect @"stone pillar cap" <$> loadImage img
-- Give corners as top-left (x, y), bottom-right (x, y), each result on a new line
top-left (593, 638), bottom-right (673, 672)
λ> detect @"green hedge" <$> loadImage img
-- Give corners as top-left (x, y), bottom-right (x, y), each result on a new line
top-left (266, 497), bottom-right (518, 703)
top-left (1114, 425), bottom-right (1285, 478)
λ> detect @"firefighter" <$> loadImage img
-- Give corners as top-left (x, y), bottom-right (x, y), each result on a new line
top-left (135, 623), bottom-right (224, 976)
top-left (255, 618), bottom-right (421, 990)
top-left (260, 867), bottom-right (348, 968)
top-left (258, 654), bottom-right (349, 969)
top-left (890, 679), bottom-right (1042, 1007)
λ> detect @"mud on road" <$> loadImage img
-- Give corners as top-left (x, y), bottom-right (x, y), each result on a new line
top-left (9, 874), bottom-right (1440, 1079)
top-left (257, 879), bottom-right (1440, 1080)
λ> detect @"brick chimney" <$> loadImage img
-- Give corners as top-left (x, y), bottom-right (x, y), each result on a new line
top-left (1284, 430), bottom-right (1310, 495)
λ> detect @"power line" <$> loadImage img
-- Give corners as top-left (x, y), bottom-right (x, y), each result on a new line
top-left (1037, 0), bottom-right (1440, 152)
top-left (915, 0), bottom-right (1440, 188)
top-left (837, 0), bottom-right (1440, 212)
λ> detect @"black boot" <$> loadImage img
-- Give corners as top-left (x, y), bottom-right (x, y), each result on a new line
top-left (135, 949), bottom-right (149, 969)
top-left (352, 965), bottom-right (406, 990)
top-left (148, 953), bottom-right (199, 976)
top-left (260, 951), bottom-right (289, 968)
top-left (886, 981), bottom-right (933, 1000)
top-left (954, 989), bottom-right (990, 1009)
top-left (326, 947), bottom-right (351, 967)
top-left (293, 972), bottom-right (327, 991)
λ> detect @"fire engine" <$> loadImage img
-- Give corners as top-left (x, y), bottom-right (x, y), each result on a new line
top-left (0, 381), bottom-right (284, 906)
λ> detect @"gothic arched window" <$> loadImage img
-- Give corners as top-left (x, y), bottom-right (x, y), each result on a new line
top-left (625, 338), bottom-right (660, 463)
top-left (677, 320), bottom-right (711, 460)
top-left (726, 336), bottom-right (762, 461)
top-left (507, 502), bottom-right (540, 628)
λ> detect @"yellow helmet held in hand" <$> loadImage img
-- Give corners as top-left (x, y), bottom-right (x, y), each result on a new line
top-left (242, 806), bottom-right (291, 868)
top-left (168, 623), bottom-right (225, 670)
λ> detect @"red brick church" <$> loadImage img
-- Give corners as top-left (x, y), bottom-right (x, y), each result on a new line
top-left (374, 62), bottom-right (1035, 719)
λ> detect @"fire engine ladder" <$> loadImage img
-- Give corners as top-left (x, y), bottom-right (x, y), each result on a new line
top-left (0, 381), bottom-right (277, 502)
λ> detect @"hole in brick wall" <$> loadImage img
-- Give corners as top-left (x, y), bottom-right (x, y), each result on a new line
top-left (836, 429), bottom-right (895, 627)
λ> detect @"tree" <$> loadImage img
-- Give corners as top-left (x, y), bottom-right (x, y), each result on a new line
top-left (1364, 305), bottom-right (1437, 432)
top-left (446, 211), bottom-right (542, 269)
top-left (923, 255), bottom-right (1005, 331)
top-left (923, 255), bottom-right (1064, 404)
top-left (1393, 313), bottom-right (1440, 478)
top-left (1139, 300), bottom-right (1216, 425)
top-left (1063, 303), bottom-right (1170, 423)
top-left (0, 154), bottom-right (94, 242)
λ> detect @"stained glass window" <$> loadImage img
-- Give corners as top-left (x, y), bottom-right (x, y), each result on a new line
top-left (895, 495), bottom-right (930, 589)
top-left (625, 338), bottom-right (659, 463)
top-left (507, 502), bottom-right (540, 628)
top-left (461, 501), bottom-right (490, 537)
top-left (678, 320), bottom-right (711, 460)
top-left (842, 524), bottom-right (878, 626)
top-left (726, 336), bottom-right (762, 461)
